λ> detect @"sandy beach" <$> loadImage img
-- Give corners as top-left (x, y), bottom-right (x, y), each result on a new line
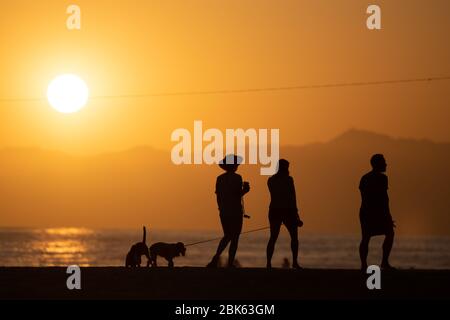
top-left (0, 267), bottom-right (449, 300)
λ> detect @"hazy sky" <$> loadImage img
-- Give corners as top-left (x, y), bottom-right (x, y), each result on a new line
top-left (1, 0), bottom-right (449, 153)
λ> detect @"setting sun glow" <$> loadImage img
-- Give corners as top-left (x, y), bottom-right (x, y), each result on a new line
top-left (47, 74), bottom-right (89, 113)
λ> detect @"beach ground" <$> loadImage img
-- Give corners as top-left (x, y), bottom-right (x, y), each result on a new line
top-left (0, 267), bottom-right (449, 300)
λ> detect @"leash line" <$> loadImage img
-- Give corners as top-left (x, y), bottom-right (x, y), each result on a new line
top-left (185, 226), bottom-right (270, 247)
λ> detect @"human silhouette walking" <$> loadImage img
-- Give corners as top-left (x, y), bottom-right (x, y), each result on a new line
top-left (207, 155), bottom-right (250, 268)
top-left (266, 159), bottom-right (303, 269)
top-left (359, 154), bottom-right (396, 271)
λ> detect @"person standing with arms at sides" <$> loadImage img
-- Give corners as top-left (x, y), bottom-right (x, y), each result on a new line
top-left (207, 154), bottom-right (250, 268)
top-left (359, 154), bottom-right (396, 271)
top-left (266, 159), bottom-right (303, 269)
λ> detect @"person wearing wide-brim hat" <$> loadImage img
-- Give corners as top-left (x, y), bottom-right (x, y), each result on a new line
top-left (218, 154), bottom-right (243, 171)
top-left (207, 154), bottom-right (250, 268)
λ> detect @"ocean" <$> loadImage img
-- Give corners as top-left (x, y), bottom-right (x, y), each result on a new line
top-left (0, 228), bottom-right (449, 269)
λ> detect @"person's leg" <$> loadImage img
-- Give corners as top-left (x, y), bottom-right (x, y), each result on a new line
top-left (228, 233), bottom-right (240, 267)
top-left (359, 234), bottom-right (370, 271)
top-left (266, 221), bottom-right (281, 268)
top-left (207, 236), bottom-right (230, 267)
top-left (286, 223), bottom-right (300, 268)
top-left (227, 217), bottom-right (243, 267)
top-left (207, 216), bottom-right (231, 267)
top-left (381, 229), bottom-right (395, 269)
top-left (216, 236), bottom-right (231, 255)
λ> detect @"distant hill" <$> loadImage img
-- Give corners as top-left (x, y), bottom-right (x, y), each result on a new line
top-left (1, 129), bottom-right (449, 235)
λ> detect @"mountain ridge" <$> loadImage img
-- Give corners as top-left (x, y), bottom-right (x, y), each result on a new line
top-left (2, 129), bottom-right (448, 157)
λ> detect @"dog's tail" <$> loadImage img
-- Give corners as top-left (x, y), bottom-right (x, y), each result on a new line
top-left (142, 226), bottom-right (147, 244)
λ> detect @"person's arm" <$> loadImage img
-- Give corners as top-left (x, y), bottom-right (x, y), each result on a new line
top-left (384, 175), bottom-right (394, 225)
top-left (290, 177), bottom-right (298, 212)
top-left (240, 176), bottom-right (250, 196)
top-left (359, 176), bottom-right (366, 201)
top-left (216, 194), bottom-right (221, 209)
top-left (290, 177), bottom-right (303, 227)
top-left (215, 178), bottom-right (222, 210)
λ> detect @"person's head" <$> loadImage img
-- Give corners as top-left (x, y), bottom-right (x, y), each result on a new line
top-left (277, 159), bottom-right (290, 175)
top-left (370, 154), bottom-right (387, 172)
top-left (219, 154), bottom-right (243, 173)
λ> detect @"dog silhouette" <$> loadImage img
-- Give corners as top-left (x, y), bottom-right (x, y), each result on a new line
top-left (149, 242), bottom-right (186, 267)
top-left (125, 226), bottom-right (150, 267)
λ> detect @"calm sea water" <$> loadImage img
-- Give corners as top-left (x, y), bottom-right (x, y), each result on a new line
top-left (0, 228), bottom-right (449, 269)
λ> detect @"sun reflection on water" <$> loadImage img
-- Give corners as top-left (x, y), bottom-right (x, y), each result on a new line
top-left (42, 228), bottom-right (94, 236)
top-left (39, 240), bottom-right (86, 254)
top-left (30, 228), bottom-right (93, 266)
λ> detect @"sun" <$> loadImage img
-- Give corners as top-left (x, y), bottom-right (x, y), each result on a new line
top-left (47, 74), bottom-right (89, 113)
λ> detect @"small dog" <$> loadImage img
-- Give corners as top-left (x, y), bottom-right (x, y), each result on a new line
top-left (149, 242), bottom-right (186, 267)
top-left (125, 226), bottom-right (150, 267)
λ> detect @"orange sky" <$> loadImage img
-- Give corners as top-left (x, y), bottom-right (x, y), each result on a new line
top-left (0, 0), bottom-right (449, 154)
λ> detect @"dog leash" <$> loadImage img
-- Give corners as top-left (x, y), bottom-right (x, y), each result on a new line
top-left (184, 226), bottom-right (270, 247)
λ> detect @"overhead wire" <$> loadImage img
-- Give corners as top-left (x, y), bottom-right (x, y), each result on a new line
top-left (0, 75), bottom-right (449, 103)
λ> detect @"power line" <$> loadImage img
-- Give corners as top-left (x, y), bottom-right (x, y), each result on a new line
top-left (1, 75), bottom-right (449, 103)
top-left (94, 75), bottom-right (450, 99)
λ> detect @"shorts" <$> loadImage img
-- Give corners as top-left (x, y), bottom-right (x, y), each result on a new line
top-left (269, 208), bottom-right (299, 229)
top-left (220, 214), bottom-right (243, 237)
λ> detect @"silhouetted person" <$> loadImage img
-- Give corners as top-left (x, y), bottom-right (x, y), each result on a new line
top-left (359, 154), bottom-right (396, 271)
top-left (266, 159), bottom-right (303, 269)
top-left (207, 155), bottom-right (250, 268)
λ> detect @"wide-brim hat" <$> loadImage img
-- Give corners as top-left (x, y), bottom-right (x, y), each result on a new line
top-left (219, 154), bottom-right (243, 171)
